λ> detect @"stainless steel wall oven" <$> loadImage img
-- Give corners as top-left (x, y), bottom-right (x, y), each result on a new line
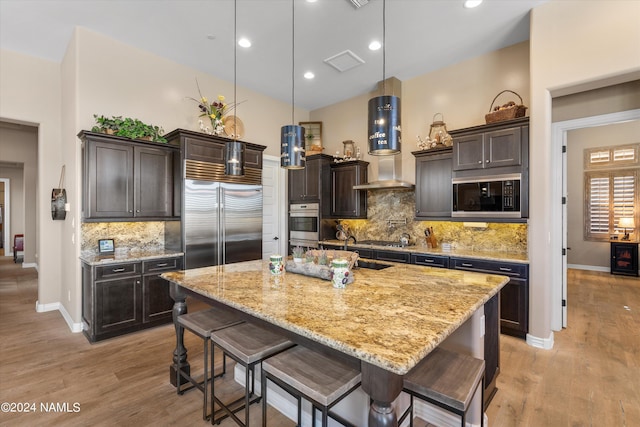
top-left (289, 203), bottom-right (319, 248)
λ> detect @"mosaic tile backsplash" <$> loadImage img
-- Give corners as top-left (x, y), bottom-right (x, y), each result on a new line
top-left (339, 189), bottom-right (527, 254)
top-left (81, 222), bottom-right (166, 254)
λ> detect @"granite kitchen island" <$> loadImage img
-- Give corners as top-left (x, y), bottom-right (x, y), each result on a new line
top-left (162, 259), bottom-right (508, 426)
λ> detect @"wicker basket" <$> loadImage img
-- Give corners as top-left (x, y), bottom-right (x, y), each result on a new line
top-left (485, 90), bottom-right (527, 124)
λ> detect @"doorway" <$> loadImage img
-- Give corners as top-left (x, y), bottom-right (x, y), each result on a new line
top-left (551, 108), bottom-right (640, 330)
top-left (0, 178), bottom-right (10, 255)
top-left (262, 155), bottom-right (287, 259)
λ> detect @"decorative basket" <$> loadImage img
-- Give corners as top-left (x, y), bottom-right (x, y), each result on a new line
top-left (284, 250), bottom-right (358, 282)
top-left (485, 90), bottom-right (527, 124)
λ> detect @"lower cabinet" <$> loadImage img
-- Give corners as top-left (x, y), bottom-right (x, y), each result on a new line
top-left (610, 241), bottom-right (639, 276)
top-left (483, 292), bottom-right (500, 409)
top-left (82, 256), bottom-right (182, 342)
top-left (450, 257), bottom-right (529, 338)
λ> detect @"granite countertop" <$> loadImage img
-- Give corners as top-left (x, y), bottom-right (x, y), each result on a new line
top-left (162, 259), bottom-right (508, 375)
top-left (80, 249), bottom-right (184, 266)
top-left (320, 239), bottom-right (529, 264)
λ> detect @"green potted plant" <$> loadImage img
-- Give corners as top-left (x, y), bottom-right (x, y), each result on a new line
top-left (292, 246), bottom-right (305, 263)
top-left (91, 114), bottom-right (167, 143)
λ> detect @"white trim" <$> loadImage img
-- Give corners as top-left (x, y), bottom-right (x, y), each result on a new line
top-left (551, 109), bottom-right (640, 331)
top-left (526, 331), bottom-right (554, 350)
top-left (567, 264), bottom-right (610, 273)
top-left (35, 300), bottom-right (83, 333)
top-left (22, 262), bottom-right (37, 269)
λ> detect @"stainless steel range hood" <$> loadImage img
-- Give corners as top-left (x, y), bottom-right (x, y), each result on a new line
top-left (353, 155), bottom-right (415, 190)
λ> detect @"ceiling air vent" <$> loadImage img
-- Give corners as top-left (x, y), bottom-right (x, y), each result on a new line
top-left (323, 50), bottom-right (365, 73)
top-left (348, 0), bottom-right (369, 8)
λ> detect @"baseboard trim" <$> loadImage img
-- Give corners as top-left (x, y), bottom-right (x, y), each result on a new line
top-left (35, 300), bottom-right (83, 333)
top-left (526, 331), bottom-right (554, 349)
top-left (567, 264), bottom-right (609, 273)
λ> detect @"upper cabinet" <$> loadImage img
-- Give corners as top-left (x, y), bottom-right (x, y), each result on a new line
top-left (413, 147), bottom-right (452, 219)
top-left (451, 117), bottom-right (528, 172)
top-left (80, 131), bottom-right (180, 221)
top-left (288, 154), bottom-right (332, 204)
top-left (329, 160), bottom-right (369, 219)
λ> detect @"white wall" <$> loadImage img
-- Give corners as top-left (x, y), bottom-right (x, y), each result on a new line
top-left (566, 120), bottom-right (640, 269)
top-left (0, 49), bottom-right (62, 307)
top-left (529, 0), bottom-right (640, 343)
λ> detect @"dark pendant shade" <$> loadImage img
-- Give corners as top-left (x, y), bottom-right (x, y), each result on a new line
top-left (367, 95), bottom-right (401, 155)
top-left (280, 125), bottom-right (305, 169)
top-left (225, 140), bottom-right (245, 176)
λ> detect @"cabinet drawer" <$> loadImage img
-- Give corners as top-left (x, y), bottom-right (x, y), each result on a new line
top-left (95, 262), bottom-right (141, 280)
top-left (376, 250), bottom-right (410, 263)
top-left (143, 257), bottom-right (183, 274)
top-left (411, 253), bottom-right (449, 268)
top-left (450, 257), bottom-right (528, 278)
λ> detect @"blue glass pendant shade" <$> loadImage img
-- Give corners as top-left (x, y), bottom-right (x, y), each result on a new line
top-left (367, 95), bottom-right (401, 155)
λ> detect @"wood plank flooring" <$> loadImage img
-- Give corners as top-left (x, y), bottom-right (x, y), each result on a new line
top-left (1, 258), bottom-right (638, 426)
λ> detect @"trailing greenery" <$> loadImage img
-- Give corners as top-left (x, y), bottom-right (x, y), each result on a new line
top-left (91, 115), bottom-right (167, 143)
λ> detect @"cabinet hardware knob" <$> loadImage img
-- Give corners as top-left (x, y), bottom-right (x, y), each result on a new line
top-left (478, 160), bottom-right (482, 164)
top-left (486, 159), bottom-right (490, 163)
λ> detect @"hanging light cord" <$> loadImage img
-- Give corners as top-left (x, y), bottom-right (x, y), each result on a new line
top-left (233, 0), bottom-right (238, 140)
top-left (291, 0), bottom-right (295, 125)
top-left (382, 0), bottom-right (386, 96)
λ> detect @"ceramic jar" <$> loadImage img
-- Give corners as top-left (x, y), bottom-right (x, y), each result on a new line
top-left (331, 258), bottom-right (350, 288)
top-left (269, 254), bottom-right (284, 275)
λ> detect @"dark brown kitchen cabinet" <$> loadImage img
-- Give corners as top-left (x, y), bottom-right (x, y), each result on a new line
top-left (451, 117), bottom-right (528, 172)
top-left (483, 292), bottom-right (500, 409)
top-left (288, 154), bottom-right (332, 203)
top-left (413, 147), bottom-right (452, 218)
top-left (450, 257), bottom-right (529, 338)
top-left (79, 131), bottom-right (179, 221)
top-left (82, 256), bottom-right (182, 342)
top-left (329, 160), bottom-right (369, 219)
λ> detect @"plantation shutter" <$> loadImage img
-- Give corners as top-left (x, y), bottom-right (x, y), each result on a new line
top-left (587, 175), bottom-right (610, 235)
top-left (613, 173), bottom-right (635, 232)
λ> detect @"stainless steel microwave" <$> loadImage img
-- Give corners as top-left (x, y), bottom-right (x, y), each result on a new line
top-left (452, 174), bottom-right (522, 218)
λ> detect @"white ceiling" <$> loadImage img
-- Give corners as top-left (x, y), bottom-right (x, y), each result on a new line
top-left (0, 0), bottom-right (547, 111)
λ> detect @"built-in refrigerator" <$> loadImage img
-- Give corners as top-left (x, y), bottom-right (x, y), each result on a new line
top-left (183, 179), bottom-right (262, 269)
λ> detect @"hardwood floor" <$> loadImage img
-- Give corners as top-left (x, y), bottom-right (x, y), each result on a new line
top-left (0, 259), bottom-right (638, 426)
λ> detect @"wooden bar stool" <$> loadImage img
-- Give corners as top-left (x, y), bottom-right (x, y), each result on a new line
top-left (400, 347), bottom-right (485, 427)
top-left (210, 322), bottom-right (294, 426)
top-left (176, 308), bottom-right (244, 421)
top-left (261, 345), bottom-right (362, 427)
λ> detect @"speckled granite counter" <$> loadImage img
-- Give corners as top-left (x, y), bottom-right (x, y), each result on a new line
top-left (162, 259), bottom-right (508, 376)
top-left (80, 249), bottom-right (183, 265)
top-left (320, 239), bottom-right (529, 264)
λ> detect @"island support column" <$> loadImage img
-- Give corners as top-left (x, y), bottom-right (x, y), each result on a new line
top-left (362, 362), bottom-right (403, 427)
top-left (169, 282), bottom-right (188, 387)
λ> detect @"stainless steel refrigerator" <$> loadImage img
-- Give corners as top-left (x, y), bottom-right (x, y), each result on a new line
top-left (184, 179), bottom-right (262, 269)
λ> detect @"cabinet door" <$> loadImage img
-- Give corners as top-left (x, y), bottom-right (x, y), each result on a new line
top-left (330, 163), bottom-right (367, 218)
top-left (185, 137), bottom-right (224, 163)
top-left (288, 168), bottom-right (307, 202)
top-left (415, 150), bottom-right (452, 218)
top-left (500, 277), bottom-right (529, 337)
top-left (95, 277), bottom-right (141, 335)
top-left (303, 159), bottom-right (322, 201)
top-left (142, 274), bottom-right (174, 323)
top-left (86, 141), bottom-right (134, 218)
top-left (485, 127), bottom-right (522, 168)
top-left (452, 133), bottom-right (484, 171)
top-left (135, 146), bottom-right (174, 217)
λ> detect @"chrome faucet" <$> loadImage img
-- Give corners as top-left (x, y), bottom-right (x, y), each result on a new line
top-left (343, 235), bottom-right (356, 250)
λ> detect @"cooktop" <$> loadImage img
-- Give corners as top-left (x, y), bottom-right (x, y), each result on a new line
top-left (357, 240), bottom-right (407, 248)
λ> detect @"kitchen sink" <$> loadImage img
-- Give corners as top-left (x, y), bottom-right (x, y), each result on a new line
top-left (355, 260), bottom-right (392, 270)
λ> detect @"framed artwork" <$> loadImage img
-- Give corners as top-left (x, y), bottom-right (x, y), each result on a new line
top-left (299, 121), bottom-right (323, 155)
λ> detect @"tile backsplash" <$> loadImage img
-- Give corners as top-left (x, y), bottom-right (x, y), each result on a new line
top-left (81, 221), bottom-right (166, 253)
top-left (338, 189), bottom-right (527, 254)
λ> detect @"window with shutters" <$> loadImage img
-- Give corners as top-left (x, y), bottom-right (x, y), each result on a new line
top-left (584, 144), bottom-right (639, 241)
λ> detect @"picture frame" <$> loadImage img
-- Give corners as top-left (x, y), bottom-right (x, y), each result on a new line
top-left (98, 238), bottom-right (115, 255)
top-left (299, 121), bottom-right (323, 155)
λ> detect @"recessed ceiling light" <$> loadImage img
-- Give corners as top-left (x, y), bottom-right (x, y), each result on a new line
top-left (369, 41), bottom-right (381, 51)
top-left (306, 0), bottom-right (318, 2)
top-left (238, 38), bottom-right (251, 48)
top-left (304, 71), bottom-right (315, 79)
top-left (463, 0), bottom-right (483, 8)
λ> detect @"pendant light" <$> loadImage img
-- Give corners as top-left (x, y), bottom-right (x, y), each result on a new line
top-left (280, 0), bottom-right (305, 169)
top-left (367, 0), bottom-right (401, 155)
top-left (225, 0), bottom-right (245, 176)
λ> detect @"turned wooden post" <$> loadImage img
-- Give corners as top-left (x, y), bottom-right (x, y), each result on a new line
top-left (361, 361), bottom-right (403, 427)
top-left (169, 282), bottom-right (188, 387)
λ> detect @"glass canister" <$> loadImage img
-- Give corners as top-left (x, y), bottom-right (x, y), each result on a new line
top-left (269, 254), bottom-right (284, 275)
top-left (331, 258), bottom-right (350, 288)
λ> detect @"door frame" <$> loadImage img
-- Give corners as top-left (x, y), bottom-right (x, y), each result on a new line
top-left (551, 108), bottom-right (640, 330)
